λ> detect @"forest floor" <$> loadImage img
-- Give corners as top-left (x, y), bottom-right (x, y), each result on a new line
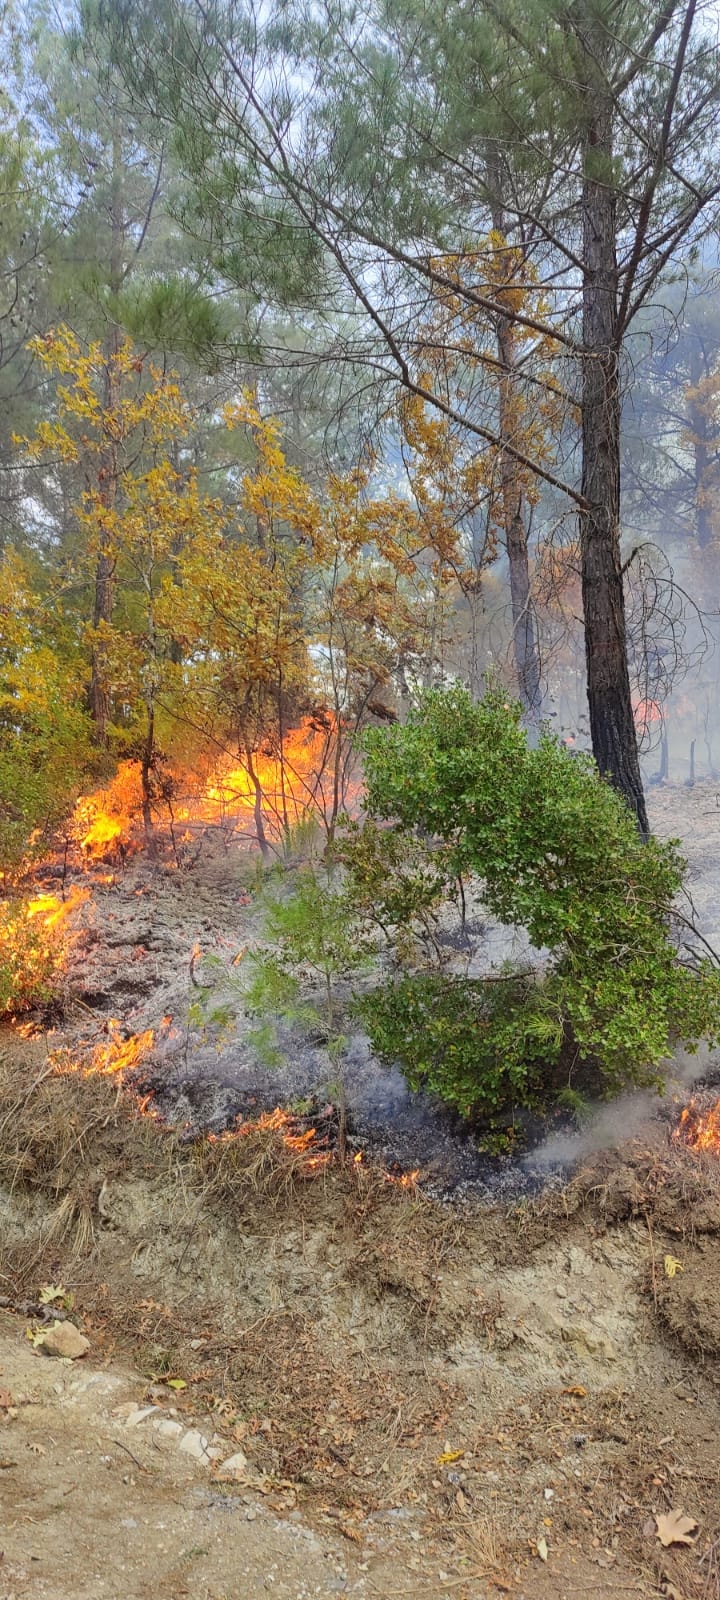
top-left (2, 781), bottom-right (720, 1600)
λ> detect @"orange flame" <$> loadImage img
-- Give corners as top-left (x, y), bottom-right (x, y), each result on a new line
top-left (633, 696), bottom-right (662, 733)
top-left (208, 1107), bottom-right (332, 1171)
top-left (187, 715), bottom-right (362, 840)
top-left (71, 761), bottom-right (144, 859)
top-left (385, 1167), bottom-right (421, 1190)
top-left (66, 717), bottom-right (362, 863)
top-left (53, 1022), bottom-right (155, 1080)
top-left (25, 885), bottom-right (90, 929)
top-left (675, 1098), bottom-right (720, 1153)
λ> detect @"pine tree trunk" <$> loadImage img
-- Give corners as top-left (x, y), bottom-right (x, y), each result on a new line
top-left (580, 79), bottom-right (648, 837)
top-left (489, 181), bottom-right (542, 724)
top-left (90, 114), bottom-right (124, 745)
top-left (689, 342), bottom-right (713, 548)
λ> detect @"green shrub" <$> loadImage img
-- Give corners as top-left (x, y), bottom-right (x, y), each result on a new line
top-left (354, 971), bottom-right (563, 1118)
top-left (347, 686), bottom-right (720, 1118)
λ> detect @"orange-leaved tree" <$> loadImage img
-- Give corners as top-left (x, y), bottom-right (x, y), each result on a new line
top-left (15, 326), bottom-right (193, 747)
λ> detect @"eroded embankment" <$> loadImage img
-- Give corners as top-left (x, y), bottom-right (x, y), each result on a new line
top-left (2, 1040), bottom-right (720, 1598)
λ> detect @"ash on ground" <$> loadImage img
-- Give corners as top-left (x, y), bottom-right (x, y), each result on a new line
top-left (32, 779), bottom-right (720, 1202)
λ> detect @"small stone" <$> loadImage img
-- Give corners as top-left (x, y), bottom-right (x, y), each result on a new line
top-left (246, 1507), bottom-right (257, 1521)
top-left (220, 1450), bottom-right (249, 1475)
top-left (544, 1488), bottom-right (555, 1501)
top-left (125, 1406), bottom-right (158, 1428)
top-left (37, 1322), bottom-right (90, 1361)
top-left (179, 1429), bottom-right (211, 1462)
top-left (153, 1419), bottom-right (183, 1439)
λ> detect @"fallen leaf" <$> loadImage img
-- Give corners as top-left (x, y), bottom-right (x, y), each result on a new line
top-left (537, 1537), bottom-right (548, 1561)
top-left (436, 1449), bottom-right (464, 1466)
top-left (655, 1510), bottom-right (698, 1548)
top-left (0, 1390), bottom-right (12, 1409)
top-left (166, 1378), bottom-right (187, 1391)
top-left (562, 1385), bottom-right (587, 1397)
top-left (664, 1255), bottom-right (684, 1279)
top-left (38, 1284), bottom-right (69, 1305)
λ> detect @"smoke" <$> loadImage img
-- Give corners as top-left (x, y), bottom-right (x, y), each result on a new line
top-left (528, 1042), bottom-right (718, 1169)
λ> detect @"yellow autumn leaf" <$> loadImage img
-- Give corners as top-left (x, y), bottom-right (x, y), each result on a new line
top-left (664, 1255), bottom-right (684, 1278)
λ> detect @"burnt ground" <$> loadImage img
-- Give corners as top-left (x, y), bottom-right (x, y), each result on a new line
top-left (1, 781), bottom-right (720, 1598)
top-left (30, 775), bottom-right (720, 1196)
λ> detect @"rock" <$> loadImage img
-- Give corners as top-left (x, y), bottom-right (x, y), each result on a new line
top-left (124, 1406), bottom-right (158, 1428)
top-left (37, 1322), bottom-right (90, 1361)
top-left (560, 1322), bottom-right (617, 1360)
top-left (220, 1450), bottom-right (249, 1475)
top-left (153, 1419), bottom-right (183, 1439)
top-left (179, 1429), bottom-right (211, 1462)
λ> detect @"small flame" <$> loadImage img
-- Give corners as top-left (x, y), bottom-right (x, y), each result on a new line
top-left (208, 1107), bottom-right (332, 1171)
top-left (385, 1167), bottom-right (421, 1190)
top-left (675, 1098), bottom-right (720, 1153)
top-left (25, 885), bottom-right (89, 929)
top-left (53, 1022), bottom-right (155, 1080)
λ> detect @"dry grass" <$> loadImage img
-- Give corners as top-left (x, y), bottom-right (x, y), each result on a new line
top-left (515, 1131), bottom-right (720, 1248)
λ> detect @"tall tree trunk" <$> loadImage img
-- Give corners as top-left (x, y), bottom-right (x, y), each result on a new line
top-left (688, 341), bottom-right (713, 549)
top-left (89, 114), bottom-right (123, 745)
top-left (580, 70), bottom-right (648, 836)
top-left (487, 177), bottom-right (543, 724)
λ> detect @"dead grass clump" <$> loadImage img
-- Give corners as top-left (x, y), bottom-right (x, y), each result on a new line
top-left (0, 1043), bottom-right (177, 1280)
top-left (529, 1135), bottom-right (720, 1241)
top-left (191, 1114), bottom-right (332, 1209)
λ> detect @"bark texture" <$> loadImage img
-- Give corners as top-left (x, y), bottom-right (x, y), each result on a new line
top-left (580, 53), bottom-right (648, 836)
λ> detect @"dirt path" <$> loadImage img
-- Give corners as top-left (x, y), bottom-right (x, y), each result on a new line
top-left (0, 1310), bottom-right (376, 1599)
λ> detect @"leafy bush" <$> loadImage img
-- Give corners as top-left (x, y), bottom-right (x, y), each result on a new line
top-left (0, 899), bottom-right (69, 1014)
top-left (354, 971), bottom-right (563, 1118)
top-left (348, 686), bottom-right (720, 1118)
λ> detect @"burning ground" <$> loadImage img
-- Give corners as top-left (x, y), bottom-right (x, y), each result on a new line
top-left (3, 779), bottom-right (720, 1596)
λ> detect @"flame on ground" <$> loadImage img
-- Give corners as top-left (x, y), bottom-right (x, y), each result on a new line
top-left (198, 715), bottom-right (360, 836)
top-left (71, 762), bottom-right (144, 859)
top-left (25, 885), bottom-right (90, 929)
top-left (0, 884), bottom-right (89, 1016)
top-left (52, 1022), bottom-right (155, 1080)
top-left (208, 1108), bottom-right (332, 1172)
top-left (632, 696), bottom-right (662, 737)
top-left (67, 716), bottom-right (362, 863)
top-left (675, 1098), bottom-right (720, 1153)
top-left (386, 1167), bottom-right (421, 1190)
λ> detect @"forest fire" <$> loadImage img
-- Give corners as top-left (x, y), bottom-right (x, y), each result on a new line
top-left (195, 715), bottom-right (361, 840)
top-left (71, 762), bottom-right (144, 859)
top-left (674, 1098), bottom-right (720, 1154)
top-left (25, 885), bottom-right (89, 930)
top-left (0, 885), bottom-right (90, 1016)
top-left (66, 717), bottom-right (361, 865)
